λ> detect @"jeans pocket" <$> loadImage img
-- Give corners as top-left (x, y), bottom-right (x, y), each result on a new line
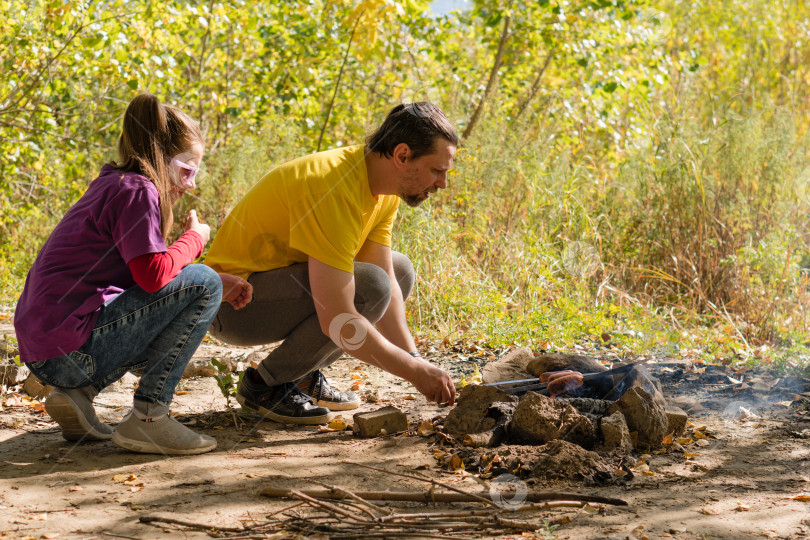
top-left (29, 351), bottom-right (95, 389)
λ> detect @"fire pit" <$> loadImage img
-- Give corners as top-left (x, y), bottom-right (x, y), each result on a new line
top-left (444, 349), bottom-right (687, 456)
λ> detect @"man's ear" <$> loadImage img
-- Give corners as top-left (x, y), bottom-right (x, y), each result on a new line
top-left (391, 143), bottom-right (411, 169)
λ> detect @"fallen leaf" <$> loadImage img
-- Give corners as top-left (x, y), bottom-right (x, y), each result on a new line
top-left (433, 450), bottom-right (449, 460)
top-left (417, 420), bottom-right (436, 437)
top-left (683, 452), bottom-right (699, 458)
top-left (642, 470), bottom-right (656, 476)
top-left (736, 503), bottom-right (751, 511)
top-left (662, 434), bottom-right (674, 445)
top-left (678, 438), bottom-right (693, 445)
top-left (327, 416), bottom-right (347, 430)
top-left (791, 493), bottom-right (810, 502)
top-left (694, 431), bottom-right (708, 439)
top-left (449, 454), bottom-right (465, 471)
top-left (113, 473), bottom-right (137, 483)
top-left (695, 439), bottom-right (710, 447)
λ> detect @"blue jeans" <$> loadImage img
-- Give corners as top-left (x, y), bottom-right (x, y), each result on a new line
top-left (28, 264), bottom-right (222, 407)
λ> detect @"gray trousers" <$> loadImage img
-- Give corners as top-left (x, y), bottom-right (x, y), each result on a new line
top-left (210, 252), bottom-right (414, 386)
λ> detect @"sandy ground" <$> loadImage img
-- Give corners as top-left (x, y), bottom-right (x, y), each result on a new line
top-left (2, 321), bottom-right (810, 540)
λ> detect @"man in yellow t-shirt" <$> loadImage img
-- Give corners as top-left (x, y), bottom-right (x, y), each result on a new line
top-left (206, 103), bottom-right (458, 424)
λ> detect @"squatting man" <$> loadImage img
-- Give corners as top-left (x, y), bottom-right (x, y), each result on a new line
top-left (204, 102), bottom-right (459, 423)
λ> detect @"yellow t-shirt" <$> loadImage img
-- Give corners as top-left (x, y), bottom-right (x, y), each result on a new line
top-left (205, 145), bottom-right (400, 280)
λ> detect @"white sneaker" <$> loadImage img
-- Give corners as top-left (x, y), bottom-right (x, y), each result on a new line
top-left (112, 413), bottom-right (216, 455)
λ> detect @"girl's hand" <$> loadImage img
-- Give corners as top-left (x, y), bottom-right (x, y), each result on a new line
top-left (185, 209), bottom-right (210, 244)
top-left (218, 273), bottom-right (253, 310)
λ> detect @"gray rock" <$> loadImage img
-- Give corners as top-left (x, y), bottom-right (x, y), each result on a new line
top-left (443, 385), bottom-right (518, 438)
top-left (509, 392), bottom-right (597, 448)
top-left (481, 347), bottom-right (534, 384)
top-left (600, 411), bottom-right (634, 452)
top-left (183, 356), bottom-right (239, 378)
top-left (23, 373), bottom-right (52, 399)
top-left (607, 387), bottom-right (668, 451)
top-left (0, 361), bottom-right (29, 386)
top-left (526, 353), bottom-right (607, 376)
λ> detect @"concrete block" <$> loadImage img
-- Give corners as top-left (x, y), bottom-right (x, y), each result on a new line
top-left (353, 406), bottom-right (408, 437)
top-left (665, 405), bottom-right (688, 436)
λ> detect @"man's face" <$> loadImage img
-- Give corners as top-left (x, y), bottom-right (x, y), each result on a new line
top-left (397, 140), bottom-right (457, 208)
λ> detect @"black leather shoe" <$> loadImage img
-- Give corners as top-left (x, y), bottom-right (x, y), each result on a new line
top-left (237, 368), bottom-right (333, 425)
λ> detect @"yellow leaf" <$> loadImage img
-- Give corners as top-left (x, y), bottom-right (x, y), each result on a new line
top-left (662, 434), bottom-right (674, 445)
top-left (642, 470), bottom-right (656, 476)
top-left (694, 431), bottom-right (708, 439)
top-left (417, 420), bottom-right (435, 436)
top-left (684, 451), bottom-right (699, 458)
top-left (792, 493), bottom-right (810, 501)
top-left (113, 473), bottom-right (137, 483)
top-left (327, 417), bottom-right (347, 430)
top-left (678, 438), bottom-right (693, 445)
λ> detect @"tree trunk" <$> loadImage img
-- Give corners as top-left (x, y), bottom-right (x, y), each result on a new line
top-left (461, 10), bottom-right (512, 143)
top-left (512, 44), bottom-right (557, 123)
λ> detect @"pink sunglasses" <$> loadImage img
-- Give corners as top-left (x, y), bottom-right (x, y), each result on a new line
top-left (171, 158), bottom-right (199, 190)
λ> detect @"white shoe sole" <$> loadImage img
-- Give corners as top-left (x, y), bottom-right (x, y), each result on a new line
top-left (236, 395), bottom-right (334, 425)
top-left (312, 396), bottom-right (361, 411)
top-left (45, 391), bottom-right (113, 441)
top-left (111, 430), bottom-right (217, 455)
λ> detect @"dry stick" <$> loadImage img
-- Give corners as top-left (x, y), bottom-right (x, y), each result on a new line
top-left (379, 502), bottom-right (585, 523)
top-left (265, 500), bottom-right (306, 518)
top-left (312, 479), bottom-right (391, 518)
top-left (340, 460), bottom-right (500, 508)
top-left (139, 515), bottom-right (245, 533)
top-left (290, 489), bottom-right (371, 523)
top-left (260, 486), bottom-right (627, 507)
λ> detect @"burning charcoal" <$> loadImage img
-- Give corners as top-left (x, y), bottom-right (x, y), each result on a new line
top-left (607, 387), bottom-right (668, 451)
top-left (510, 393), bottom-right (598, 448)
top-left (558, 397), bottom-right (614, 425)
top-left (527, 353), bottom-right (608, 377)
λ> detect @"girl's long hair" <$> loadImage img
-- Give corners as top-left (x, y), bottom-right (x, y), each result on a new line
top-left (111, 93), bottom-right (203, 239)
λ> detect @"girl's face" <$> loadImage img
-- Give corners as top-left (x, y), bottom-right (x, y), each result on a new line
top-left (169, 141), bottom-right (204, 205)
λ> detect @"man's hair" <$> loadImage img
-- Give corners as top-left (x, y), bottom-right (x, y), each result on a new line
top-left (365, 102), bottom-right (458, 159)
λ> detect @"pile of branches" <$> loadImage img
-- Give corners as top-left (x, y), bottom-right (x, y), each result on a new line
top-left (139, 463), bottom-right (627, 539)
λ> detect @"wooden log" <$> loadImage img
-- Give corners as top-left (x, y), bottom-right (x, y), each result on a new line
top-left (258, 486), bottom-right (627, 506)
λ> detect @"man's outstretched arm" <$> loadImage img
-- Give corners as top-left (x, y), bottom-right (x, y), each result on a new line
top-left (308, 255), bottom-right (455, 404)
top-left (354, 240), bottom-right (416, 353)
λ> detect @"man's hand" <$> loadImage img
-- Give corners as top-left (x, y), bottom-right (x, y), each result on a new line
top-left (219, 273), bottom-right (253, 309)
top-left (308, 256), bottom-right (455, 405)
top-left (409, 360), bottom-right (456, 405)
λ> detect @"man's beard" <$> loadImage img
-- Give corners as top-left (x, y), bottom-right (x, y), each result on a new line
top-left (398, 170), bottom-right (429, 208)
top-left (399, 191), bottom-right (425, 208)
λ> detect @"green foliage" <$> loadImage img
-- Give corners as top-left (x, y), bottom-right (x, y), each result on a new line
top-left (211, 358), bottom-right (242, 407)
top-left (1, 0), bottom-right (808, 368)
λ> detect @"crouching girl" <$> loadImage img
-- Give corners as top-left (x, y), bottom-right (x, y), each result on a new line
top-left (13, 93), bottom-right (252, 455)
